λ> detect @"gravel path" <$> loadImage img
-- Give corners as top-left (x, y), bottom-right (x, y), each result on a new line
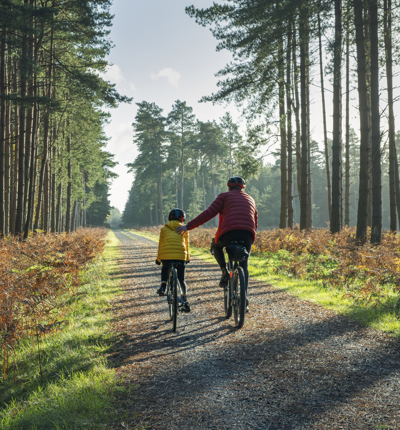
top-left (109, 230), bottom-right (400, 430)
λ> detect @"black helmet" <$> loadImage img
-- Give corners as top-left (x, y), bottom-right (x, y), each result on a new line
top-left (168, 208), bottom-right (186, 222)
top-left (227, 176), bottom-right (245, 189)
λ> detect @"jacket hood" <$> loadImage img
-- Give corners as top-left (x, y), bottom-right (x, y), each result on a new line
top-left (165, 220), bottom-right (183, 230)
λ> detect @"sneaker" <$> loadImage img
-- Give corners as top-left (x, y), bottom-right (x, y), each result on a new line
top-left (156, 284), bottom-right (166, 296)
top-left (181, 300), bottom-right (191, 313)
top-left (219, 269), bottom-right (230, 288)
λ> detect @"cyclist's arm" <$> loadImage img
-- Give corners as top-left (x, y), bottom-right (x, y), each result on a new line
top-left (186, 195), bottom-right (224, 230)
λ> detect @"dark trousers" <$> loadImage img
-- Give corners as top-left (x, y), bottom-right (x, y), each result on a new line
top-left (213, 230), bottom-right (253, 288)
top-left (161, 260), bottom-right (187, 295)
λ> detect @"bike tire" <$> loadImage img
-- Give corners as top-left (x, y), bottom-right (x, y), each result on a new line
top-left (167, 274), bottom-right (173, 321)
top-left (171, 267), bottom-right (178, 332)
top-left (233, 266), bottom-right (246, 329)
top-left (224, 278), bottom-right (232, 319)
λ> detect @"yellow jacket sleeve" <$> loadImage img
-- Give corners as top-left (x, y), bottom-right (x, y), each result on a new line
top-left (185, 231), bottom-right (190, 261)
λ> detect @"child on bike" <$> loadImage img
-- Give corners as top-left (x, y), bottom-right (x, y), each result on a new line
top-left (155, 208), bottom-right (191, 313)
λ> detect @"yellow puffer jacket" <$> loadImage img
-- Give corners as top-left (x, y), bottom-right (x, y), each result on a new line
top-left (157, 220), bottom-right (190, 263)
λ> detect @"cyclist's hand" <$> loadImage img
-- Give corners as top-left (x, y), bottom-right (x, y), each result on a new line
top-left (175, 224), bottom-right (188, 235)
top-left (155, 259), bottom-right (161, 265)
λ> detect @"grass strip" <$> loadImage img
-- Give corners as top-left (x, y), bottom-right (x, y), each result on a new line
top-left (127, 228), bottom-right (400, 337)
top-left (0, 231), bottom-right (129, 430)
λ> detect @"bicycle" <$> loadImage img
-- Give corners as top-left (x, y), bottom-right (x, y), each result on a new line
top-left (223, 240), bottom-right (249, 329)
top-left (164, 261), bottom-right (184, 332)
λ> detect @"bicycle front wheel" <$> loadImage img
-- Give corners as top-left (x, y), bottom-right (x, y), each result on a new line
top-left (233, 266), bottom-right (246, 328)
top-left (224, 277), bottom-right (232, 319)
top-left (171, 267), bottom-right (178, 332)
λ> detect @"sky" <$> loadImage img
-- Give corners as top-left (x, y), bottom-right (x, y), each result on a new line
top-left (103, 0), bottom-right (244, 213)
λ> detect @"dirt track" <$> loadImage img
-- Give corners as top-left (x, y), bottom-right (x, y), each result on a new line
top-left (109, 230), bottom-right (400, 430)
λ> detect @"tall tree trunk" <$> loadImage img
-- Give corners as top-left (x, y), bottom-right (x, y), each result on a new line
top-left (354, 0), bottom-right (370, 242)
top-left (71, 200), bottom-right (77, 232)
top-left (286, 23), bottom-right (294, 229)
top-left (331, 0), bottom-right (342, 234)
top-left (292, 28), bottom-right (301, 204)
top-left (33, 28), bottom-right (53, 232)
top-left (65, 134), bottom-right (72, 232)
top-left (10, 76), bottom-right (18, 235)
top-left (364, 2), bottom-right (373, 229)
top-left (23, 100), bottom-right (37, 239)
top-left (0, 28), bottom-right (6, 235)
top-left (156, 141), bottom-right (164, 224)
top-left (306, 39), bottom-right (312, 228)
top-left (155, 198), bottom-right (159, 225)
top-left (299, 13), bottom-right (309, 230)
top-left (202, 173), bottom-right (206, 210)
top-left (5, 64), bottom-right (11, 236)
top-left (211, 158), bottom-right (218, 227)
top-left (345, 6), bottom-right (351, 227)
top-left (175, 169), bottom-right (178, 207)
top-left (318, 11), bottom-right (331, 225)
top-left (279, 31), bottom-right (287, 229)
top-left (56, 180), bottom-right (62, 233)
top-left (51, 144), bottom-right (56, 232)
top-left (43, 161), bottom-right (49, 232)
top-left (384, 0), bottom-right (398, 231)
top-left (370, 0), bottom-right (381, 244)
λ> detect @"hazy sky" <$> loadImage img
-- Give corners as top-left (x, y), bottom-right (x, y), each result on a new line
top-left (103, 0), bottom-right (243, 213)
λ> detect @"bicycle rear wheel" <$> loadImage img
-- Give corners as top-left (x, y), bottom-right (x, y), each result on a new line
top-left (233, 266), bottom-right (246, 328)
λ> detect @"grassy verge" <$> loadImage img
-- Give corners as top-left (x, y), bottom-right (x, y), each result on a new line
top-left (127, 229), bottom-right (400, 337)
top-left (0, 231), bottom-right (128, 430)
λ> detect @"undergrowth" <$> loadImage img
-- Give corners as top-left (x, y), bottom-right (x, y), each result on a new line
top-left (0, 230), bottom-right (128, 430)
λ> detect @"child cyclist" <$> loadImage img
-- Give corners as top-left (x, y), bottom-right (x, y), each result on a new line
top-left (156, 208), bottom-right (191, 313)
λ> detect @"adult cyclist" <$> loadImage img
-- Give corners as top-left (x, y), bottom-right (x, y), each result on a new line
top-left (176, 176), bottom-right (258, 311)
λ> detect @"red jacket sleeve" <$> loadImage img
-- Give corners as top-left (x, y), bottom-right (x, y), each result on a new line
top-left (187, 194), bottom-right (224, 230)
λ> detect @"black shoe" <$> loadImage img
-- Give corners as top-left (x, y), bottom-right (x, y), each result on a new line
top-left (181, 300), bottom-right (191, 313)
top-left (219, 269), bottom-right (230, 288)
top-left (157, 285), bottom-right (166, 296)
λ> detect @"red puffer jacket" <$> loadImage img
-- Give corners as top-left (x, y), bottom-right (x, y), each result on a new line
top-left (187, 189), bottom-right (258, 243)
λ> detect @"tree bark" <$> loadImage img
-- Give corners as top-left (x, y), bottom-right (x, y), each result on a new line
top-left (292, 28), bottom-right (301, 205)
top-left (279, 31), bottom-right (287, 229)
top-left (286, 23), bottom-right (294, 229)
top-left (369, 0), bottom-right (381, 244)
top-left (318, 11), bottom-right (331, 225)
top-left (345, 5), bottom-right (350, 227)
top-left (354, 0), bottom-right (370, 242)
top-left (0, 28), bottom-right (6, 235)
top-left (65, 134), bottom-right (72, 232)
top-left (299, 13), bottom-right (309, 230)
top-left (331, 0), bottom-right (342, 234)
top-left (384, 0), bottom-right (399, 231)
